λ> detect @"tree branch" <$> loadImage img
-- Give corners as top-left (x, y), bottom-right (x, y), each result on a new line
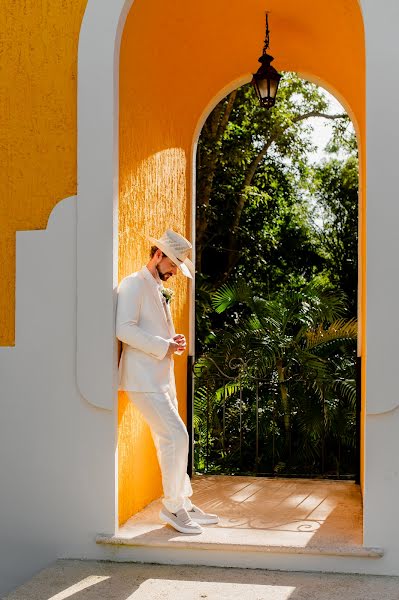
top-left (196, 90), bottom-right (238, 270)
top-left (232, 112), bottom-right (347, 234)
top-left (223, 111), bottom-right (347, 278)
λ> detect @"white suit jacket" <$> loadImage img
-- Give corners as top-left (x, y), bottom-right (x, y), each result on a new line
top-left (116, 266), bottom-right (176, 393)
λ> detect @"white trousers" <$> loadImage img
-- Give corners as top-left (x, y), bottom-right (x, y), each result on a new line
top-left (126, 390), bottom-right (193, 514)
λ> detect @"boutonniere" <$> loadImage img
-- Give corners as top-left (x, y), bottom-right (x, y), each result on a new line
top-left (161, 288), bottom-right (174, 304)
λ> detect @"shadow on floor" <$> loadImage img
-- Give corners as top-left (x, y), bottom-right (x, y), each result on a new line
top-left (4, 559), bottom-right (399, 600)
top-left (118, 475), bottom-right (363, 550)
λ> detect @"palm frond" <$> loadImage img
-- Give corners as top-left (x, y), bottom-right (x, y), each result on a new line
top-left (304, 319), bottom-right (357, 349)
top-left (331, 378), bottom-right (357, 410)
top-left (212, 281), bottom-right (253, 313)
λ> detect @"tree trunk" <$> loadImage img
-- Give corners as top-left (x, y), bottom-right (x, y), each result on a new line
top-left (276, 358), bottom-right (291, 459)
top-left (196, 90), bottom-right (238, 271)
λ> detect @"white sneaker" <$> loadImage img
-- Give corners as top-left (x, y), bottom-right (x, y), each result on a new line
top-left (159, 507), bottom-right (203, 534)
top-left (187, 503), bottom-right (219, 525)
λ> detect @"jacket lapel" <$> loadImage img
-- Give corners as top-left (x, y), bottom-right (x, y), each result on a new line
top-left (139, 268), bottom-right (171, 333)
top-left (164, 299), bottom-right (176, 337)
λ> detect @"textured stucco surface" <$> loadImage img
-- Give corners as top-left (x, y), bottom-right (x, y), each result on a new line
top-left (118, 3), bottom-right (191, 522)
top-left (0, 0), bottom-right (87, 345)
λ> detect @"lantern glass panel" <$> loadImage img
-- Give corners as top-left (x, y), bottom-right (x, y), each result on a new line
top-left (268, 78), bottom-right (278, 99)
top-left (257, 77), bottom-right (270, 99)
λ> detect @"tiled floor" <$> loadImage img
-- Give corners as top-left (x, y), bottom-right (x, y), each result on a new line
top-left (99, 475), bottom-right (371, 556)
top-left (188, 475), bottom-right (363, 545)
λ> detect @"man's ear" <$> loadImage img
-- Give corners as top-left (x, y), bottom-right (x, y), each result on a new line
top-left (155, 249), bottom-right (164, 262)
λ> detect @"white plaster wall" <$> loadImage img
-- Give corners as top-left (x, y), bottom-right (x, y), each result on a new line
top-left (364, 411), bottom-right (399, 572)
top-left (0, 197), bottom-right (116, 596)
top-left (77, 0), bottom-right (133, 410)
top-left (362, 0), bottom-right (399, 416)
top-left (361, 0), bottom-right (399, 576)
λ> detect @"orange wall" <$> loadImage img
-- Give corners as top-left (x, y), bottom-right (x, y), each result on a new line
top-left (118, 19), bottom-right (192, 520)
top-left (0, 0), bottom-right (87, 346)
top-left (117, 146), bottom-right (190, 522)
top-left (118, 0), bottom-right (365, 523)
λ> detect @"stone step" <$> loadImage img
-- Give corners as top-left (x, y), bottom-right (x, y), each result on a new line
top-left (95, 522), bottom-right (383, 574)
top-left (97, 536), bottom-right (383, 559)
top-left (95, 477), bottom-right (384, 573)
top-left (97, 524), bottom-right (382, 559)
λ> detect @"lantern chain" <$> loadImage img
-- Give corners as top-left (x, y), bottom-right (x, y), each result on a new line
top-left (263, 12), bottom-right (270, 54)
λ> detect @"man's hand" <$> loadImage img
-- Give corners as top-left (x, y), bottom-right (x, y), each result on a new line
top-left (166, 334), bottom-right (186, 357)
top-left (166, 340), bottom-right (180, 357)
top-left (174, 334), bottom-right (186, 355)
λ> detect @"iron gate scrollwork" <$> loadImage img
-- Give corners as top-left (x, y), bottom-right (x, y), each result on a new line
top-left (191, 355), bottom-right (360, 480)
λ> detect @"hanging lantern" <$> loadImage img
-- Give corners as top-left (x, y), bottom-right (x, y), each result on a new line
top-left (251, 13), bottom-right (282, 109)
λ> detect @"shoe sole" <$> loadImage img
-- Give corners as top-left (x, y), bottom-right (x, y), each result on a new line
top-left (160, 511), bottom-right (203, 535)
top-left (190, 517), bottom-right (219, 525)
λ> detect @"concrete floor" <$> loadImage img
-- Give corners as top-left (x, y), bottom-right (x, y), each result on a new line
top-left (103, 475), bottom-right (368, 556)
top-left (4, 559), bottom-right (399, 600)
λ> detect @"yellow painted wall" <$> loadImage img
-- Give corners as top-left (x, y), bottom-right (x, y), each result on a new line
top-left (0, 0), bottom-right (87, 346)
top-left (117, 146), bottom-right (190, 521)
top-left (118, 0), bottom-right (365, 524)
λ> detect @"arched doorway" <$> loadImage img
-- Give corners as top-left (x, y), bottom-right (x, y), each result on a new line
top-left (77, 0), bottom-right (365, 528)
top-left (193, 75), bottom-right (360, 481)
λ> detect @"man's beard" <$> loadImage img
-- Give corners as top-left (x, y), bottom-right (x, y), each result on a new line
top-left (156, 264), bottom-right (173, 281)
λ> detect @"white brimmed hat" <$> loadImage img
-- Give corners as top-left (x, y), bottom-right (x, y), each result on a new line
top-left (148, 229), bottom-right (195, 279)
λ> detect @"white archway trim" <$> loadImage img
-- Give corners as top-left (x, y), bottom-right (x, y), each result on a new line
top-left (77, 0), bottom-right (134, 409)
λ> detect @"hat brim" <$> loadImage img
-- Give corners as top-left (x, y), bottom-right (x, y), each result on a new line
top-left (148, 236), bottom-right (195, 279)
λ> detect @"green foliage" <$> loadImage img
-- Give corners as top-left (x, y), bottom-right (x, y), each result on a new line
top-left (194, 283), bottom-right (357, 476)
top-left (194, 74), bottom-right (359, 477)
top-left (195, 74), bottom-right (357, 355)
top-left (196, 73), bottom-right (348, 283)
top-left (310, 156), bottom-right (359, 317)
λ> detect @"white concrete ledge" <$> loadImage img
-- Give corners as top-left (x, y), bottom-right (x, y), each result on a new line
top-left (96, 530), bottom-right (383, 559)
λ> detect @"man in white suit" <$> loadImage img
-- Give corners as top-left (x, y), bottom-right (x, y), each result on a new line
top-left (116, 229), bottom-right (218, 534)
